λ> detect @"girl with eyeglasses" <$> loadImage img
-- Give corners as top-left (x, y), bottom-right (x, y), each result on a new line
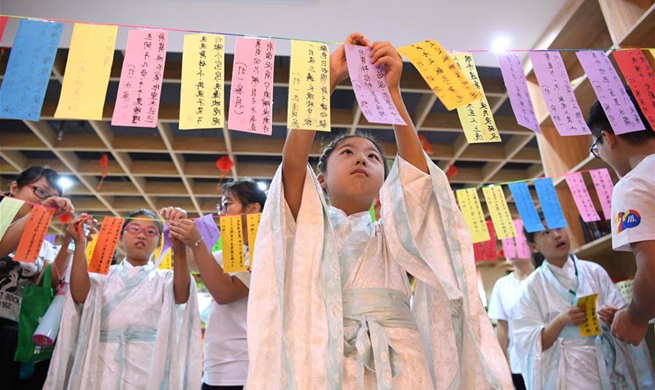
top-left (162, 178), bottom-right (266, 390)
top-left (512, 219), bottom-right (654, 389)
top-left (44, 208), bottom-right (202, 389)
top-left (0, 166), bottom-right (77, 390)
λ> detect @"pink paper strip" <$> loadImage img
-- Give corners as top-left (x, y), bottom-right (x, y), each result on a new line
top-left (564, 172), bottom-right (601, 222)
top-left (577, 51), bottom-right (645, 135)
top-left (496, 52), bottom-right (541, 133)
top-left (112, 29), bottom-right (168, 128)
top-left (501, 236), bottom-right (517, 259)
top-left (530, 51), bottom-right (590, 136)
top-left (344, 44), bottom-right (406, 125)
top-left (612, 50), bottom-right (655, 130)
top-left (589, 168), bottom-right (614, 221)
top-left (228, 37), bottom-right (276, 135)
top-left (514, 220), bottom-right (531, 259)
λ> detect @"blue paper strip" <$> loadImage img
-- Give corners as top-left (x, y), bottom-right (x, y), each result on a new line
top-left (534, 178), bottom-right (568, 229)
top-left (0, 20), bottom-right (63, 121)
top-left (508, 182), bottom-right (545, 233)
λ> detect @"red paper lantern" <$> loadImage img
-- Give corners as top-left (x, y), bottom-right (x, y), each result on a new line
top-left (216, 156), bottom-right (234, 173)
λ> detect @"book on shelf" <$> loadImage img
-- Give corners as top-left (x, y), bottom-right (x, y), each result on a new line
top-left (579, 215), bottom-right (611, 244)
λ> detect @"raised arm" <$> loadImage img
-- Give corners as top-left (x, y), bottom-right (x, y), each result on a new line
top-left (283, 33), bottom-right (370, 220)
top-left (169, 218), bottom-right (248, 304)
top-left (68, 214), bottom-right (92, 303)
top-left (369, 41), bottom-right (428, 173)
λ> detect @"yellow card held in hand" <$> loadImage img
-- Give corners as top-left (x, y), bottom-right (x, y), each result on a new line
top-left (577, 293), bottom-right (601, 337)
top-left (246, 213), bottom-right (261, 270)
top-left (220, 215), bottom-right (246, 273)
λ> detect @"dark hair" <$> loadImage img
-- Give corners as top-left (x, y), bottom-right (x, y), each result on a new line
top-left (587, 87), bottom-right (654, 145)
top-left (222, 178), bottom-right (267, 211)
top-left (3, 166), bottom-right (63, 198)
top-left (523, 227), bottom-right (546, 268)
top-left (122, 209), bottom-right (163, 234)
top-left (316, 133), bottom-right (388, 178)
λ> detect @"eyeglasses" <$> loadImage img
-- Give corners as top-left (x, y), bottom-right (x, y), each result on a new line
top-left (27, 185), bottom-right (55, 200)
top-left (216, 198), bottom-right (238, 215)
top-left (589, 136), bottom-right (601, 159)
top-left (123, 224), bottom-right (160, 238)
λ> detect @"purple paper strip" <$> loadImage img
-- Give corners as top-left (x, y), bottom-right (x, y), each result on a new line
top-left (195, 213), bottom-right (220, 252)
top-left (344, 44), bottom-right (406, 125)
top-left (530, 51), bottom-right (590, 136)
top-left (155, 223), bottom-right (171, 268)
top-left (589, 168), bottom-right (614, 220)
top-left (496, 52), bottom-right (541, 133)
top-left (576, 51), bottom-right (645, 135)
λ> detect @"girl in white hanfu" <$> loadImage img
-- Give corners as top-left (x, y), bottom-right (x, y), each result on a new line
top-left (512, 222), bottom-right (654, 390)
top-left (44, 209), bottom-right (201, 390)
top-left (246, 33), bottom-right (512, 390)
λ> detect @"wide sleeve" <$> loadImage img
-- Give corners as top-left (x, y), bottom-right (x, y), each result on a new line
top-left (379, 154), bottom-right (513, 390)
top-left (511, 275), bottom-right (558, 390)
top-left (148, 271), bottom-right (202, 390)
top-left (43, 274), bottom-right (107, 390)
top-left (247, 165), bottom-right (344, 390)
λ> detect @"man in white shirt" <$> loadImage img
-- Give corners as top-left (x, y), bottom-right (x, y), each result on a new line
top-left (488, 256), bottom-right (534, 390)
top-left (587, 89), bottom-right (655, 345)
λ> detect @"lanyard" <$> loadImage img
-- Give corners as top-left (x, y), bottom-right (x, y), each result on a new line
top-left (542, 254), bottom-right (580, 305)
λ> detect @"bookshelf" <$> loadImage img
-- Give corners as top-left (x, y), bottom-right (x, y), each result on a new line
top-left (528, 0), bottom-right (653, 277)
top-left (528, 0), bottom-right (654, 365)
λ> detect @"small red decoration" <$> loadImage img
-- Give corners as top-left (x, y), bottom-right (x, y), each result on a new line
top-left (446, 164), bottom-right (458, 179)
top-left (418, 134), bottom-right (433, 155)
top-left (216, 156), bottom-right (235, 173)
top-left (96, 154), bottom-right (109, 191)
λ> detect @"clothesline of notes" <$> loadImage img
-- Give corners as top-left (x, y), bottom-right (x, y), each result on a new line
top-left (0, 16), bottom-right (653, 145)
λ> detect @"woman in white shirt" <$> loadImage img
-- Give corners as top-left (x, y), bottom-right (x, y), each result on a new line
top-left (168, 179), bottom-right (266, 390)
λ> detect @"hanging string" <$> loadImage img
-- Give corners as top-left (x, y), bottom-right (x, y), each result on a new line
top-left (454, 166), bottom-right (604, 192)
top-left (0, 193), bottom-right (257, 223)
top-left (2, 14), bottom-right (653, 51)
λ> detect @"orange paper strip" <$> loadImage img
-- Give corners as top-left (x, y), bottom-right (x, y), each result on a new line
top-left (14, 206), bottom-right (55, 263)
top-left (88, 216), bottom-right (124, 274)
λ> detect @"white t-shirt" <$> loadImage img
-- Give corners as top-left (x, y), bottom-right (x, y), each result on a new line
top-left (611, 153), bottom-right (655, 252)
top-left (202, 250), bottom-right (251, 386)
top-left (488, 272), bottom-right (529, 374)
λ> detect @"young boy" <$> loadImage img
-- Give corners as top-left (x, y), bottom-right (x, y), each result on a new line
top-left (587, 90), bottom-right (655, 345)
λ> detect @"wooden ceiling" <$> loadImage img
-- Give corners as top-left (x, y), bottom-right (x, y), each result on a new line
top-left (0, 48), bottom-right (544, 225)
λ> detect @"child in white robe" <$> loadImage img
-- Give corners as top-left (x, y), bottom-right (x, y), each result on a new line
top-left (246, 33), bottom-right (512, 390)
top-left (44, 209), bottom-right (201, 390)
top-left (512, 222), bottom-right (654, 390)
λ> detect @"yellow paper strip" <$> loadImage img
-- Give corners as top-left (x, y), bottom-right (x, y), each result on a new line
top-left (287, 40), bottom-right (331, 131)
top-left (84, 234), bottom-right (99, 265)
top-left (397, 39), bottom-right (482, 110)
top-left (180, 34), bottom-right (225, 129)
top-left (650, 49), bottom-right (655, 60)
top-left (456, 188), bottom-right (490, 243)
top-left (453, 53), bottom-right (502, 143)
top-left (154, 238), bottom-right (173, 270)
top-left (55, 23), bottom-right (117, 120)
top-left (0, 197), bottom-right (25, 241)
top-left (246, 213), bottom-right (262, 270)
top-left (220, 215), bottom-right (245, 273)
top-left (577, 293), bottom-right (601, 337)
top-left (482, 185), bottom-right (517, 239)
